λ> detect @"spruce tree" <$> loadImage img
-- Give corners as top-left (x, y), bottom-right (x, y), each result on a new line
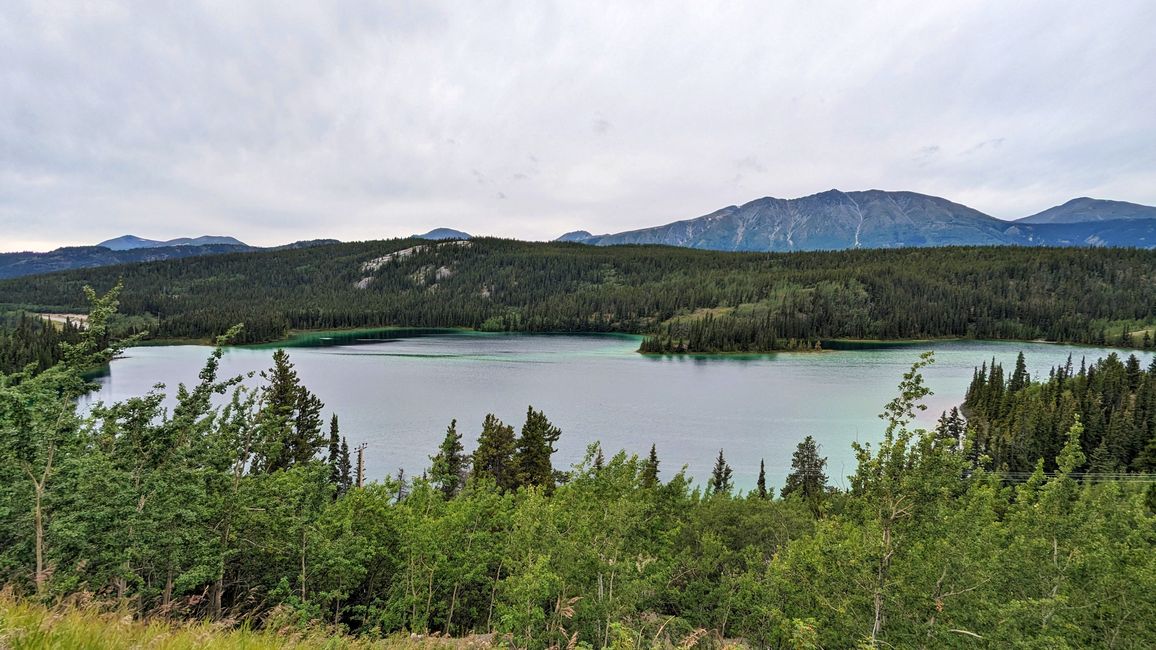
top-left (709, 449), bottom-right (733, 496)
top-left (327, 414), bottom-right (341, 487)
top-left (1008, 352), bottom-right (1029, 393)
top-left (338, 438), bottom-right (352, 493)
top-left (430, 419), bottom-right (467, 498)
top-left (781, 436), bottom-right (828, 507)
top-left (514, 406), bottom-right (561, 490)
top-left (756, 459), bottom-right (768, 499)
top-left (253, 349), bottom-right (326, 473)
top-left (640, 444), bottom-right (660, 488)
top-left (471, 413), bottom-right (517, 491)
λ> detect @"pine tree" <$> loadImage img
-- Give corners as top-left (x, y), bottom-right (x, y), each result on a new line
top-left (338, 438), bottom-right (352, 493)
top-left (781, 435), bottom-right (828, 507)
top-left (640, 444), bottom-right (659, 488)
top-left (935, 407), bottom-right (967, 450)
top-left (327, 415), bottom-right (341, 487)
top-left (253, 349), bottom-right (326, 473)
top-left (471, 413), bottom-right (517, 491)
top-left (395, 468), bottom-right (408, 503)
top-left (709, 449), bottom-right (733, 496)
top-left (430, 419), bottom-right (467, 498)
top-left (756, 459), bottom-right (768, 499)
top-left (1008, 352), bottom-right (1029, 393)
top-left (514, 406), bottom-right (562, 490)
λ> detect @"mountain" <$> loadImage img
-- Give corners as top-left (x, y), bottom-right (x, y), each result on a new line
top-left (414, 228), bottom-right (471, 240)
top-left (0, 239), bottom-right (339, 280)
top-left (0, 244), bottom-right (253, 280)
top-left (97, 235), bottom-right (248, 250)
top-left (1009, 219), bottom-right (1156, 248)
top-left (571, 190), bottom-right (1018, 251)
top-left (556, 230), bottom-right (597, 242)
top-left (1016, 197), bottom-right (1156, 224)
top-left (562, 190), bottom-right (1156, 252)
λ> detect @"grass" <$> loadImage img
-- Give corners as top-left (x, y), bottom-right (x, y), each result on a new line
top-left (0, 594), bottom-right (475, 650)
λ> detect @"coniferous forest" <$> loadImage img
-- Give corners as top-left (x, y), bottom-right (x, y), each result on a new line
top-left (1, 286), bottom-right (1154, 648)
top-left (0, 239), bottom-right (1154, 351)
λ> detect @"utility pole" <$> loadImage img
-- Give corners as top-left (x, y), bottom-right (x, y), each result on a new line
top-left (355, 443), bottom-right (368, 488)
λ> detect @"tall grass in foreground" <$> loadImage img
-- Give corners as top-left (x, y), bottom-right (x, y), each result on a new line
top-left (0, 595), bottom-right (466, 650)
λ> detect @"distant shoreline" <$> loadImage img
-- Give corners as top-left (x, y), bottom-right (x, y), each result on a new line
top-left (125, 327), bottom-right (1153, 357)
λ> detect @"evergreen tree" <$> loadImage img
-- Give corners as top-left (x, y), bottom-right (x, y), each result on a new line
top-left (1008, 351), bottom-right (1029, 392)
top-left (781, 435), bottom-right (829, 505)
top-left (640, 444), bottom-right (660, 488)
top-left (709, 449), bottom-right (733, 496)
top-left (395, 468), bottom-right (408, 503)
top-left (327, 414), bottom-right (341, 487)
top-left (430, 419), bottom-right (467, 498)
top-left (514, 406), bottom-right (562, 490)
top-left (471, 413), bottom-right (517, 491)
top-left (337, 437), bottom-right (352, 493)
top-left (756, 459), bottom-right (768, 499)
top-left (935, 407), bottom-right (967, 449)
top-left (252, 349), bottom-right (326, 473)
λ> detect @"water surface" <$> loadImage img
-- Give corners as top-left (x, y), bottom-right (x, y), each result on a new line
top-left (87, 332), bottom-right (1152, 491)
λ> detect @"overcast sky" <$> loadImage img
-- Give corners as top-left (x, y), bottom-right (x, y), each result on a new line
top-left (2, 1), bottom-right (1155, 251)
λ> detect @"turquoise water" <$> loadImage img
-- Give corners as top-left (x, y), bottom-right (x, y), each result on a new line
top-left (85, 332), bottom-right (1153, 492)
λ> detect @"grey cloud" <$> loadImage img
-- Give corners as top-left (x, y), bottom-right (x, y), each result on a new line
top-left (2, 1), bottom-right (1155, 249)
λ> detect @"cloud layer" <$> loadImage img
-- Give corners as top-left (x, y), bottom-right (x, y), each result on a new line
top-left (3, 1), bottom-right (1155, 250)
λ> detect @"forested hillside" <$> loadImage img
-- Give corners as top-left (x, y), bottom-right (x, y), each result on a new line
top-left (1, 290), bottom-right (1153, 648)
top-left (0, 312), bottom-right (82, 374)
top-left (1, 239), bottom-right (1153, 351)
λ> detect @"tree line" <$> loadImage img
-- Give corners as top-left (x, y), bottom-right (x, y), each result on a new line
top-left (0, 312), bottom-right (83, 374)
top-left (962, 350), bottom-right (1156, 476)
top-left (1, 239), bottom-right (1154, 351)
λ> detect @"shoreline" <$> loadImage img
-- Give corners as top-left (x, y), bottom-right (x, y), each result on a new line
top-left (128, 327), bottom-right (1153, 357)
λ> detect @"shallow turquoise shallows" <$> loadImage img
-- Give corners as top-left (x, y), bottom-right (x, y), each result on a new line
top-left (85, 331), bottom-right (1154, 492)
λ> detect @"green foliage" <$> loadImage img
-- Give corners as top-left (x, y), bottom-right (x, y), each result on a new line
top-left (429, 419), bottom-right (466, 498)
top-left (708, 449), bottom-right (733, 496)
top-left (251, 349), bottom-right (328, 474)
top-left (3, 240), bottom-right (1155, 351)
top-left (965, 351), bottom-right (1156, 474)
top-left (470, 413), bottom-right (518, 492)
top-left (1, 292), bottom-right (1154, 648)
top-left (781, 436), bottom-right (828, 514)
top-left (514, 407), bottom-right (562, 491)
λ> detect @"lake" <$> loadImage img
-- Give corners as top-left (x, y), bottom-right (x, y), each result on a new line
top-left (85, 331), bottom-right (1153, 492)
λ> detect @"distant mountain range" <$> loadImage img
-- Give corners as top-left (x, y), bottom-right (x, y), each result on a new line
top-left (0, 238), bottom-right (340, 280)
top-left (558, 191), bottom-right (1156, 251)
top-left (414, 228), bottom-right (471, 240)
top-left (96, 234), bottom-right (250, 250)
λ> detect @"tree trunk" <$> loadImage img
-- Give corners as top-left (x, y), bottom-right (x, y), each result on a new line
top-left (24, 446), bottom-right (54, 597)
top-left (33, 481), bottom-right (45, 594)
top-left (300, 527), bottom-right (307, 602)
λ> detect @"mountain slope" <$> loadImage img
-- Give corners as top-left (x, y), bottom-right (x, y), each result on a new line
top-left (1017, 197), bottom-right (1156, 224)
top-left (97, 235), bottom-right (248, 250)
top-left (566, 191), bottom-right (1156, 252)
top-left (0, 240), bottom-right (340, 280)
top-left (578, 190), bottom-right (1018, 251)
top-left (1010, 219), bottom-right (1156, 248)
